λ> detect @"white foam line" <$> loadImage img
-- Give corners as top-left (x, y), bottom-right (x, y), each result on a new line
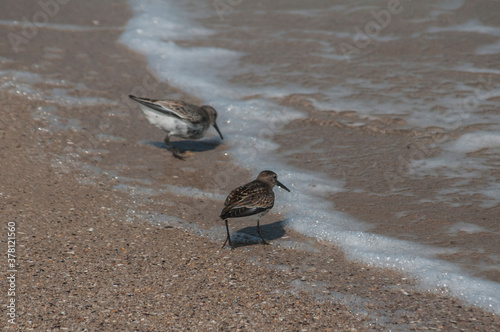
top-left (122, 0), bottom-right (500, 314)
top-left (453, 63), bottom-right (500, 76)
top-left (0, 19), bottom-right (121, 31)
top-left (447, 132), bottom-right (500, 153)
top-left (0, 69), bottom-right (119, 106)
top-left (477, 40), bottom-right (500, 55)
top-left (428, 20), bottom-right (500, 36)
top-left (296, 224), bottom-right (500, 312)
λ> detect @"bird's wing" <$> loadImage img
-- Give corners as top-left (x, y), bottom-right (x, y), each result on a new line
top-left (129, 95), bottom-right (204, 122)
top-left (155, 100), bottom-right (205, 123)
top-left (220, 181), bottom-right (274, 219)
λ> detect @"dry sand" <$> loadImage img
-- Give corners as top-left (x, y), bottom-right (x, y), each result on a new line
top-left (1, 0), bottom-right (499, 330)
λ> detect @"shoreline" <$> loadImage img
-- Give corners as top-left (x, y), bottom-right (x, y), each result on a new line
top-left (1, 0), bottom-right (499, 330)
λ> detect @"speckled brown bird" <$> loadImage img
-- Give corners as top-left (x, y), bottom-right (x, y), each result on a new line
top-left (129, 95), bottom-right (223, 160)
top-left (220, 170), bottom-right (290, 249)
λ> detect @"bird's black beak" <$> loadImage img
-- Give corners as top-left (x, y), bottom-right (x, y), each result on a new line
top-left (214, 123), bottom-right (224, 140)
top-left (277, 180), bottom-right (291, 192)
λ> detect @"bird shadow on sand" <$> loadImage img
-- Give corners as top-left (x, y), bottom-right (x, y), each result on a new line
top-left (144, 139), bottom-right (222, 153)
top-left (231, 219), bottom-right (287, 248)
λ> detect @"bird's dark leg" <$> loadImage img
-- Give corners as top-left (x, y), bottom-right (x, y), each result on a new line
top-left (164, 135), bottom-right (184, 160)
top-left (256, 218), bottom-right (269, 245)
top-left (222, 219), bottom-right (233, 249)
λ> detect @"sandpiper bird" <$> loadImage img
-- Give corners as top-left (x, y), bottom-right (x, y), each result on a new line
top-left (129, 95), bottom-right (224, 159)
top-left (220, 170), bottom-right (290, 249)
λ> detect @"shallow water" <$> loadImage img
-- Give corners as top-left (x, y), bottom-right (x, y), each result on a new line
top-left (117, 0), bottom-right (500, 313)
top-left (2, 0), bottom-right (499, 315)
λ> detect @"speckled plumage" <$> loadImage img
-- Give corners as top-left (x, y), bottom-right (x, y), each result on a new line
top-left (220, 170), bottom-right (290, 249)
top-left (129, 95), bottom-right (223, 159)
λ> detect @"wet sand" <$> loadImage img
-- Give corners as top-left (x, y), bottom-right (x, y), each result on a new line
top-left (198, 0), bottom-right (500, 285)
top-left (274, 109), bottom-right (500, 283)
top-left (1, 0), bottom-right (500, 330)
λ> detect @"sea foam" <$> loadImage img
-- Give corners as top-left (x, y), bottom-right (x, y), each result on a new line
top-left (121, 0), bottom-right (500, 314)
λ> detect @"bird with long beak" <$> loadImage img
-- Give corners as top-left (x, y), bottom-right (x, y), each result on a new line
top-left (220, 170), bottom-right (290, 249)
top-left (129, 95), bottom-right (224, 159)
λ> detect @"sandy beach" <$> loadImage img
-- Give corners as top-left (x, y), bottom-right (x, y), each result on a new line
top-left (1, 0), bottom-right (500, 330)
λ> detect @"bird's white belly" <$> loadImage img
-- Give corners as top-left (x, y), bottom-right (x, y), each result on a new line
top-left (140, 107), bottom-right (190, 136)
